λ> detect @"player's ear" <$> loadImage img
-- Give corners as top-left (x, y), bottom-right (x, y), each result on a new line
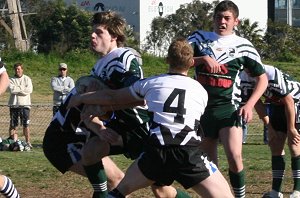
top-left (189, 58), bottom-right (194, 68)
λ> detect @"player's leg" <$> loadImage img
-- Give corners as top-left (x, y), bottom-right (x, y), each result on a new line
top-left (263, 105), bottom-right (287, 197)
top-left (9, 108), bottom-right (18, 141)
top-left (0, 175), bottom-right (20, 198)
top-left (288, 119), bottom-right (300, 196)
top-left (102, 157), bottom-right (124, 190)
top-left (191, 169), bottom-right (233, 198)
top-left (21, 108), bottom-right (31, 147)
top-left (199, 137), bottom-right (219, 165)
top-left (265, 127), bottom-right (286, 196)
top-left (199, 111), bottom-right (220, 166)
top-left (151, 185), bottom-right (191, 198)
top-left (81, 136), bottom-right (112, 198)
top-left (219, 126), bottom-right (245, 198)
top-left (108, 159), bottom-right (154, 197)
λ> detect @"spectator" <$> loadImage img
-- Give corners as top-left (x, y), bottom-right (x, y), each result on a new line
top-left (8, 63), bottom-right (33, 148)
top-left (50, 63), bottom-right (74, 116)
top-left (0, 60), bottom-right (21, 198)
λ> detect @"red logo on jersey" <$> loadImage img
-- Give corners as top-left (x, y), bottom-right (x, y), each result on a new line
top-left (197, 64), bottom-right (232, 88)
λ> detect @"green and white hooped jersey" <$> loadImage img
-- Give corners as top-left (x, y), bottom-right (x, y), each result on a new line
top-left (240, 64), bottom-right (300, 104)
top-left (91, 47), bottom-right (149, 125)
top-left (188, 31), bottom-right (265, 108)
top-left (130, 73), bottom-right (208, 146)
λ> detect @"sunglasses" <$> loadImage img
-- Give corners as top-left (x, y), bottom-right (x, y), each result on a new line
top-left (59, 68), bottom-right (67, 71)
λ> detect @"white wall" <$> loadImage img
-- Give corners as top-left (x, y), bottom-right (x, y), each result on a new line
top-left (139, 0), bottom-right (194, 47)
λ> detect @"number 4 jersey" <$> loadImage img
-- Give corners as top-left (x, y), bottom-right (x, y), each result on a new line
top-left (129, 73), bottom-right (208, 146)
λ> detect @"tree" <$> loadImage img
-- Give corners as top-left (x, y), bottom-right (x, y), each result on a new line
top-left (145, 0), bottom-right (218, 56)
top-left (237, 18), bottom-right (264, 46)
top-left (262, 21), bottom-right (300, 61)
top-left (29, 0), bottom-right (92, 54)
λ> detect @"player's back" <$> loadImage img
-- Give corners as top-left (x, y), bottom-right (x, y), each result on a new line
top-left (131, 73), bottom-right (208, 146)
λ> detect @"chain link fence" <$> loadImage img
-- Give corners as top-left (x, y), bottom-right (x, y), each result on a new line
top-left (0, 104), bottom-right (267, 145)
top-left (0, 104), bottom-right (53, 145)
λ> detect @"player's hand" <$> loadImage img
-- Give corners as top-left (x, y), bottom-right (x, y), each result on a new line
top-left (239, 104), bottom-right (253, 123)
top-left (97, 128), bottom-right (120, 144)
top-left (287, 128), bottom-right (300, 145)
top-left (81, 104), bottom-right (106, 120)
top-left (67, 95), bottom-right (81, 109)
top-left (200, 56), bottom-right (221, 73)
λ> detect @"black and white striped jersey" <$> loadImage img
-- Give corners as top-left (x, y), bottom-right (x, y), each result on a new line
top-left (52, 47), bottom-right (148, 133)
top-left (130, 73), bottom-right (208, 146)
top-left (240, 64), bottom-right (300, 104)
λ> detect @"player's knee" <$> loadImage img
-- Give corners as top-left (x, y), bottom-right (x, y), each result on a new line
top-left (151, 185), bottom-right (177, 198)
top-left (82, 137), bottom-right (109, 164)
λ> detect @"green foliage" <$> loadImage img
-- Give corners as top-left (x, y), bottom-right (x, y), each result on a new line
top-left (237, 18), bottom-right (264, 51)
top-left (29, 0), bottom-right (92, 54)
top-left (145, 0), bottom-right (217, 56)
top-left (261, 21), bottom-right (300, 61)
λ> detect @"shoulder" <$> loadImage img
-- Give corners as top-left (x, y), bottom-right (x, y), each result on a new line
top-left (188, 30), bottom-right (214, 42)
top-left (23, 75), bottom-right (32, 79)
top-left (233, 34), bottom-right (254, 46)
top-left (66, 76), bottom-right (74, 80)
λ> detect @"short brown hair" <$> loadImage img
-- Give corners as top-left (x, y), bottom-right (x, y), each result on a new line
top-left (13, 63), bottom-right (23, 69)
top-left (167, 37), bottom-right (194, 70)
top-left (214, 0), bottom-right (239, 19)
top-left (92, 11), bottom-right (126, 47)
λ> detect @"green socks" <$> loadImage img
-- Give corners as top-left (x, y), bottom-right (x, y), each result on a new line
top-left (84, 161), bottom-right (108, 198)
top-left (272, 155), bottom-right (285, 192)
top-left (229, 169), bottom-right (245, 198)
top-left (175, 188), bottom-right (191, 198)
top-left (292, 156), bottom-right (300, 191)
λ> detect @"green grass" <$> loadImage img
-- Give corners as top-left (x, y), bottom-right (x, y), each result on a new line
top-left (0, 51), bottom-right (299, 197)
top-left (0, 144), bottom-right (293, 197)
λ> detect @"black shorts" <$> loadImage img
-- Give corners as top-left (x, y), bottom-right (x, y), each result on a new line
top-left (9, 107), bottom-right (30, 128)
top-left (43, 120), bottom-right (87, 173)
top-left (106, 119), bottom-right (149, 160)
top-left (43, 119), bottom-right (149, 173)
top-left (269, 103), bottom-right (300, 133)
top-left (138, 144), bottom-right (218, 189)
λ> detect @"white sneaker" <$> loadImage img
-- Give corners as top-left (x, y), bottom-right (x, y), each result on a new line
top-left (262, 190), bottom-right (283, 198)
top-left (290, 190), bottom-right (300, 198)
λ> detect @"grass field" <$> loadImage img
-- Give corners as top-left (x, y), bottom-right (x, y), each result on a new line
top-left (0, 52), bottom-right (299, 197)
top-left (0, 111), bottom-right (294, 198)
top-left (0, 141), bottom-right (294, 197)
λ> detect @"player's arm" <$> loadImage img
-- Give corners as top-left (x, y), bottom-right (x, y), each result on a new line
top-left (240, 73), bottom-right (268, 123)
top-left (80, 101), bottom-right (146, 121)
top-left (0, 70), bottom-right (9, 95)
top-left (67, 87), bottom-right (142, 109)
top-left (193, 56), bottom-right (221, 73)
top-left (281, 94), bottom-right (300, 145)
top-left (51, 77), bottom-right (64, 92)
top-left (82, 115), bottom-right (119, 144)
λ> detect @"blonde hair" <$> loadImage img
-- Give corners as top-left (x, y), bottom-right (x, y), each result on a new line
top-left (167, 37), bottom-right (194, 70)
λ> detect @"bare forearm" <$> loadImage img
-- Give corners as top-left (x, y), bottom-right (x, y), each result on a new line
top-left (246, 74), bottom-right (268, 108)
top-left (0, 71), bottom-right (9, 95)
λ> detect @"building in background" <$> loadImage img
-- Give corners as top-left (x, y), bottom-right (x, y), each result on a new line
top-left (269, 0), bottom-right (300, 26)
top-left (64, 0), bottom-right (299, 49)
